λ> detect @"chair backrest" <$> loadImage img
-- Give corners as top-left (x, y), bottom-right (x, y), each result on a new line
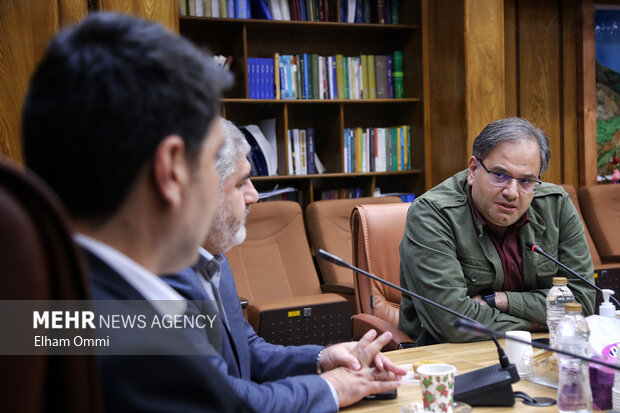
top-left (350, 202), bottom-right (410, 328)
top-left (305, 196), bottom-right (401, 286)
top-left (578, 184), bottom-right (620, 263)
top-left (227, 201), bottom-right (322, 304)
top-left (0, 159), bottom-right (101, 412)
top-left (560, 184), bottom-right (602, 266)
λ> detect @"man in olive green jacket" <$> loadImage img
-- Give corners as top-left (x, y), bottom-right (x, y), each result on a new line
top-left (399, 118), bottom-right (595, 345)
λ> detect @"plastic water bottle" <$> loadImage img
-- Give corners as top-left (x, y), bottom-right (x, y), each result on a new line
top-left (547, 277), bottom-right (575, 349)
top-left (557, 302), bottom-right (592, 413)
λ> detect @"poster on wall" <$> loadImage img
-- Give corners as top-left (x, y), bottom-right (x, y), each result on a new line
top-left (595, 8), bottom-right (620, 182)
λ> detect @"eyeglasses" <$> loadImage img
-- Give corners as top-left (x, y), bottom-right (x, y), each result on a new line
top-left (476, 158), bottom-right (541, 193)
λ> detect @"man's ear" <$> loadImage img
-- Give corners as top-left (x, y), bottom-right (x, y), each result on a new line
top-left (466, 155), bottom-right (478, 185)
top-left (152, 135), bottom-right (189, 207)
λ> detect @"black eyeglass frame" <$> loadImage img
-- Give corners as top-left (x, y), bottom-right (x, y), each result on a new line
top-left (475, 157), bottom-right (542, 193)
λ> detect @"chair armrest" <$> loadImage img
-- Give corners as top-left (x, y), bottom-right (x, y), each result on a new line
top-left (320, 283), bottom-right (354, 296)
top-left (238, 296), bottom-right (248, 309)
top-left (352, 313), bottom-right (415, 351)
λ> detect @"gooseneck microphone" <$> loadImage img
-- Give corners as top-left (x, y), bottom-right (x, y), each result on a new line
top-left (526, 241), bottom-right (620, 308)
top-left (455, 318), bottom-right (620, 372)
top-left (316, 248), bottom-right (520, 407)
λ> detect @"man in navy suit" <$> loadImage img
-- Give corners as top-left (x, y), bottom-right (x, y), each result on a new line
top-left (164, 119), bottom-right (405, 412)
top-left (23, 13), bottom-right (250, 412)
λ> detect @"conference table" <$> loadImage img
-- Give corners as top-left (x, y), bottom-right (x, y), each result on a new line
top-left (343, 334), bottom-right (591, 413)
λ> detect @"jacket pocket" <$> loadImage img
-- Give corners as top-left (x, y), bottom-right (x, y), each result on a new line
top-left (459, 255), bottom-right (495, 294)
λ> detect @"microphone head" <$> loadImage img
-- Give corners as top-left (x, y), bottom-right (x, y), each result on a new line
top-left (316, 249), bottom-right (350, 268)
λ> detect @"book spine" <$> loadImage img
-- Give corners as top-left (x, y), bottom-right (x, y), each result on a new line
top-left (375, 55), bottom-right (387, 98)
top-left (300, 0), bottom-right (307, 20)
top-left (393, 50), bottom-right (404, 98)
top-left (391, 0), bottom-right (399, 24)
top-left (311, 54), bottom-right (319, 99)
top-left (293, 129), bottom-right (301, 174)
top-left (179, 0), bottom-right (188, 16)
top-left (327, 56), bottom-right (335, 99)
top-left (300, 129), bottom-right (307, 174)
top-left (391, 127), bottom-right (398, 171)
top-left (349, 128), bottom-right (356, 172)
top-left (361, 54), bottom-right (369, 99)
top-left (306, 128), bottom-right (316, 174)
top-left (274, 54), bottom-right (280, 99)
top-left (407, 125), bottom-right (411, 169)
top-left (386, 55), bottom-right (393, 98)
top-left (288, 129), bottom-right (295, 174)
top-left (303, 53), bottom-right (311, 99)
top-left (369, 127), bottom-right (376, 172)
top-left (368, 55), bottom-right (376, 99)
top-left (399, 126), bottom-right (404, 171)
top-left (336, 54), bottom-right (345, 99)
top-left (298, 54), bottom-right (306, 99)
top-left (227, 0), bottom-right (234, 17)
top-left (356, 127), bottom-right (363, 172)
top-left (344, 128), bottom-right (349, 172)
top-left (343, 57), bottom-right (350, 99)
top-left (376, 0), bottom-right (386, 23)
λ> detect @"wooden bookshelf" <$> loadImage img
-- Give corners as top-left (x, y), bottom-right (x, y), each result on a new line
top-left (179, 1), bottom-right (426, 207)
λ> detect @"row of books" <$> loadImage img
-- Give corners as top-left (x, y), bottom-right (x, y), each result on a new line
top-left (320, 188), bottom-right (362, 200)
top-left (180, 0), bottom-right (401, 24)
top-left (287, 128), bottom-right (319, 175)
top-left (259, 186), bottom-right (302, 203)
top-left (179, 0), bottom-right (250, 18)
top-left (252, 52), bottom-right (403, 100)
top-left (344, 125), bottom-right (411, 173)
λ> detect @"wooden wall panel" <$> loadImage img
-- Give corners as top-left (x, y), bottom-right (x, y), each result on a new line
top-left (464, 0), bottom-right (505, 154)
top-left (562, 0), bottom-right (579, 188)
top-left (0, 1), bottom-right (60, 164)
top-left (58, 0), bottom-right (89, 27)
top-left (426, 0), bottom-right (467, 186)
top-left (97, 0), bottom-right (178, 33)
top-left (580, 0), bottom-right (597, 186)
top-left (518, 0), bottom-right (562, 184)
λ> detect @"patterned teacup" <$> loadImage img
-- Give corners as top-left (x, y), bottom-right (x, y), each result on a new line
top-left (417, 363), bottom-right (456, 413)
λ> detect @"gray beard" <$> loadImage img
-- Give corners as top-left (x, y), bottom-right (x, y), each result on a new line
top-left (206, 206), bottom-right (249, 254)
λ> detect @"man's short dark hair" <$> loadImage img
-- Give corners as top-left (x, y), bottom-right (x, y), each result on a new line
top-left (472, 117), bottom-right (551, 175)
top-left (23, 12), bottom-right (232, 222)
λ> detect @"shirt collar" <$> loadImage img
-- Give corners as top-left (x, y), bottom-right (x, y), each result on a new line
top-left (75, 233), bottom-right (186, 315)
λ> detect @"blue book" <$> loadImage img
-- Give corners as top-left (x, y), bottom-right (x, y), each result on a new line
top-left (354, 0), bottom-right (363, 22)
top-left (299, 0), bottom-right (307, 20)
top-left (303, 54), bottom-right (310, 100)
top-left (227, 0), bottom-right (235, 17)
top-left (306, 127), bottom-right (316, 174)
top-left (235, 0), bottom-right (248, 17)
top-left (247, 58), bottom-right (255, 99)
top-left (252, 0), bottom-right (273, 19)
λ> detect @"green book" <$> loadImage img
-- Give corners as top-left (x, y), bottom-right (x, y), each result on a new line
top-left (368, 55), bottom-right (376, 99)
top-left (361, 54), bottom-right (369, 99)
top-left (393, 50), bottom-right (404, 98)
top-left (311, 54), bottom-right (320, 99)
top-left (391, 127), bottom-right (398, 171)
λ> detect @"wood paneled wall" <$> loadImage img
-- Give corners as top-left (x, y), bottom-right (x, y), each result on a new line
top-left (0, 0), bottom-right (87, 165)
top-left (426, 0), bottom-right (585, 188)
top-left (0, 0), bottom-right (177, 166)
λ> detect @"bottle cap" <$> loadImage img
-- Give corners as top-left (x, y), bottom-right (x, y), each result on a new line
top-left (565, 302), bottom-right (582, 312)
top-left (600, 289), bottom-right (616, 318)
top-left (552, 277), bottom-right (568, 285)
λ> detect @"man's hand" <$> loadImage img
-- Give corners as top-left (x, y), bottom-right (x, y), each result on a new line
top-left (319, 330), bottom-right (406, 376)
top-left (320, 330), bottom-right (402, 407)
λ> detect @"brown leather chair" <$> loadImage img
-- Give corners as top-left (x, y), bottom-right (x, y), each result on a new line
top-left (562, 184), bottom-right (620, 307)
top-left (350, 202), bottom-right (414, 350)
top-left (578, 184), bottom-right (620, 263)
top-left (0, 159), bottom-right (102, 412)
top-left (226, 201), bottom-right (351, 346)
top-left (305, 196), bottom-right (401, 313)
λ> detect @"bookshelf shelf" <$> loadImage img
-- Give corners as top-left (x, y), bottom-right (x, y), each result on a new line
top-left (179, 1), bottom-right (425, 207)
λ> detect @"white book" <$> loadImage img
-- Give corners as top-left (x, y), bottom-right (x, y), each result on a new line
top-left (300, 129), bottom-right (307, 174)
top-left (377, 128), bottom-right (386, 172)
top-left (293, 129), bottom-right (302, 175)
top-left (314, 153), bottom-right (326, 174)
top-left (211, 0), bottom-right (219, 17)
top-left (344, 128), bottom-right (349, 173)
top-left (287, 130), bottom-right (294, 174)
top-left (327, 56), bottom-right (335, 100)
top-left (318, 56), bottom-right (325, 100)
top-left (347, 0), bottom-right (356, 23)
top-left (195, 0), bottom-right (204, 16)
top-left (269, 0), bottom-right (283, 20)
top-left (279, 0), bottom-right (291, 20)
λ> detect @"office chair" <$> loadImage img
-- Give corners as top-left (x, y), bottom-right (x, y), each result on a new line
top-left (0, 159), bottom-right (102, 412)
top-left (226, 201), bottom-right (351, 346)
top-left (350, 202), bottom-right (415, 350)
